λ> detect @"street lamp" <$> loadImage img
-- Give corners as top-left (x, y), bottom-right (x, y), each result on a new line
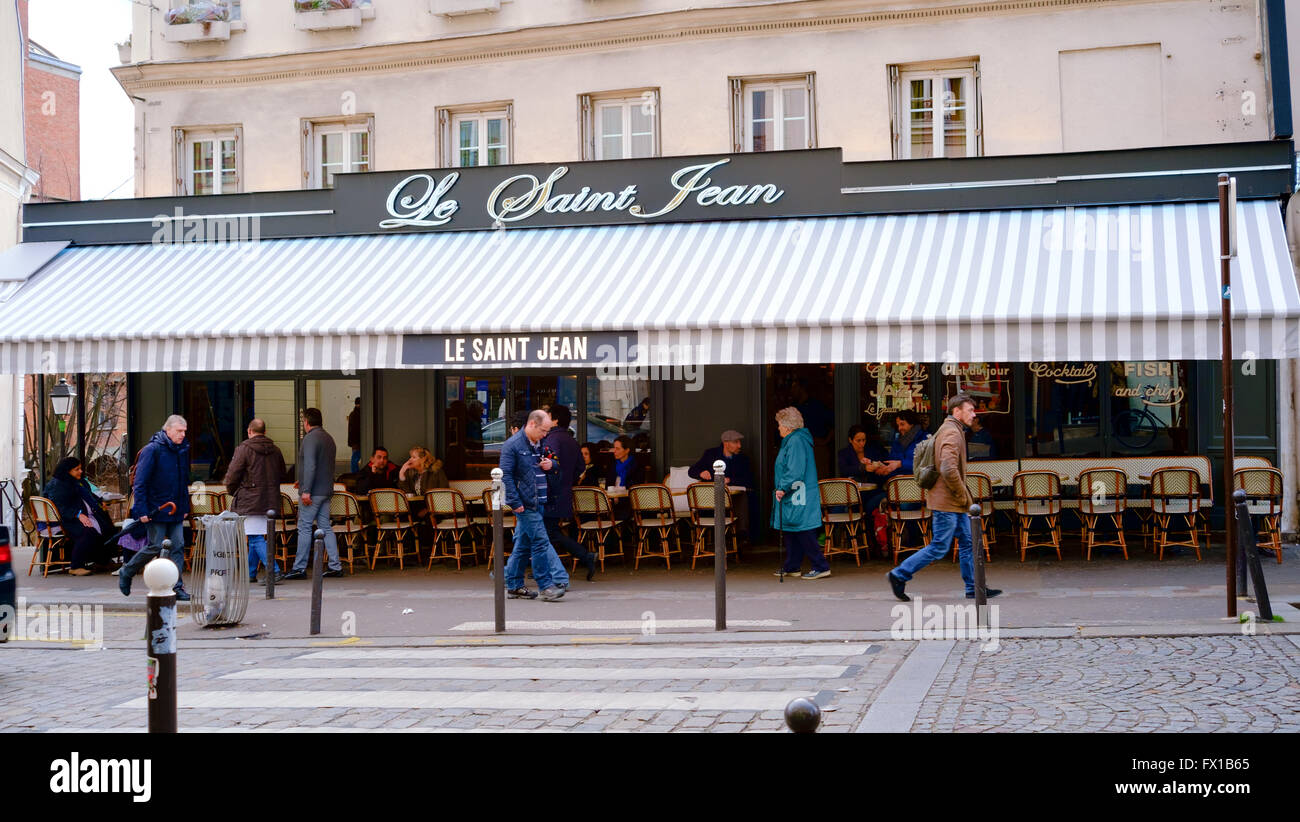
top-left (49, 378), bottom-right (76, 432)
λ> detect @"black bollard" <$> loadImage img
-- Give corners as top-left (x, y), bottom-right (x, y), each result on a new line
top-left (969, 504), bottom-right (987, 624)
top-left (265, 508), bottom-right (277, 600)
top-left (784, 697), bottom-right (821, 733)
top-left (1233, 490), bottom-right (1273, 621)
top-left (146, 540), bottom-right (179, 733)
top-left (713, 460), bottom-right (727, 631)
top-left (310, 528), bottom-right (324, 635)
top-left (491, 468), bottom-right (506, 634)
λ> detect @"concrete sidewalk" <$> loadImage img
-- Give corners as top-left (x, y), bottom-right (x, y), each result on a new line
top-left (9, 542), bottom-right (1299, 642)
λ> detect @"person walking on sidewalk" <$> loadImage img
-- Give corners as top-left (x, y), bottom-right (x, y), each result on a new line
top-left (543, 404), bottom-right (598, 581)
top-left (119, 415), bottom-right (192, 601)
top-left (500, 410), bottom-right (565, 602)
top-left (283, 408), bottom-right (344, 580)
top-left (772, 407), bottom-right (830, 580)
top-left (886, 393), bottom-right (1002, 602)
top-left (223, 418), bottom-right (287, 583)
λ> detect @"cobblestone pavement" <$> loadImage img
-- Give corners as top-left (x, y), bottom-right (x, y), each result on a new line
top-left (1, 632), bottom-right (1296, 732)
top-left (911, 636), bottom-right (1300, 733)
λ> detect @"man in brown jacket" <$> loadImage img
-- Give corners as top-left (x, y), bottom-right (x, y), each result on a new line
top-left (224, 418), bottom-right (287, 583)
top-left (886, 394), bottom-right (1001, 602)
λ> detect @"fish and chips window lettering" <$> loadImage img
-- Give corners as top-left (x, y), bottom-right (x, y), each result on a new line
top-left (1109, 361), bottom-right (1192, 455)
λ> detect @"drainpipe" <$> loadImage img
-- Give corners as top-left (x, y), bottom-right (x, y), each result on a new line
top-left (1261, 0), bottom-right (1293, 139)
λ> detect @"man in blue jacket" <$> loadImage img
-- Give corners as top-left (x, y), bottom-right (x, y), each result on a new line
top-left (500, 410), bottom-right (565, 602)
top-left (119, 415), bottom-right (192, 600)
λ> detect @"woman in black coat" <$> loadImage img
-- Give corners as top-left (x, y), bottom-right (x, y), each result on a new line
top-left (42, 457), bottom-right (115, 575)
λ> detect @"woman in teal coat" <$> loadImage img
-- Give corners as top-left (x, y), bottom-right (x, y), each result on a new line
top-left (771, 406), bottom-right (830, 579)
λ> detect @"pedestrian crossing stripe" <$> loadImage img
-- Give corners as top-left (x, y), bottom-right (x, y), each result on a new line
top-left (449, 619), bottom-right (792, 631)
top-left (117, 690), bottom-right (807, 711)
top-left (299, 643), bottom-right (871, 661)
top-left (221, 665), bottom-right (849, 681)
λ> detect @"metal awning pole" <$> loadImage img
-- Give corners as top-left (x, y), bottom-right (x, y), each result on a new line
top-left (1219, 173), bottom-right (1237, 619)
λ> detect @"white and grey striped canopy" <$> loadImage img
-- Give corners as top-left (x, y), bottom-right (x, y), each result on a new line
top-left (0, 199), bottom-right (1295, 373)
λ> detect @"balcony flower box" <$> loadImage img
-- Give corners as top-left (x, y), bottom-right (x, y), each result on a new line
top-left (163, 20), bottom-right (232, 43)
top-left (294, 0), bottom-right (374, 31)
top-left (431, 0), bottom-right (501, 17)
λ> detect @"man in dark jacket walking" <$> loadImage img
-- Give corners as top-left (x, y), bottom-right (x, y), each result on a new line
top-left (120, 415), bottom-right (192, 600)
top-left (224, 419), bottom-right (287, 583)
top-left (543, 404), bottom-right (597, 581)
top-left (500, 410), bottom-right (564, 601)
top-left (284, 408), bottom-right (343, 579)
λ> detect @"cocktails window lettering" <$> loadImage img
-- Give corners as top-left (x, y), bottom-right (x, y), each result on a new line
top-left (378, 158), bottom-right (784, 229)
top-left (1028, 362), bottom-right (1097, 384)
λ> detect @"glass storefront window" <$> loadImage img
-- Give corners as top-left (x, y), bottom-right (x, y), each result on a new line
top-left (941, 362), bottom-right (1013, 460)
top-left (512, 375), bottom-right (578, 433)
top-left (444, 376), bottom-right (508, 480)
top-left (182, 379), bottom-right (241, 481)
top-left (1109, 361), bottom-right (1192, 455)
top-left (585, 376), bottom-right (652, 484)
top-left (1025, 361), bottom-right (1101, 456)
top-left (861, 363), bottom-right (930, 446)
top-left (304, 379), bottom-right (360, 477)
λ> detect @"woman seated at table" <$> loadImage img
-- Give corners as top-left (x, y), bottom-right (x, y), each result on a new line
top-left (42, 457), bottom-right (116, 575)
top-left (576, 442), bottom-right (602, 487)
top-left (399, 446), bottom-right (449, 495)
top-left (838, 423), bottom-right (888, 482)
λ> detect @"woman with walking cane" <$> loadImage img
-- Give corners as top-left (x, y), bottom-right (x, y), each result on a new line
top-left (771, 407), bottom-right (831, 580)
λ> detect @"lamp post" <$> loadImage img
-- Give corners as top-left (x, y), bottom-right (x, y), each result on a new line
top-left (49, 378), bottom-right (76, 461)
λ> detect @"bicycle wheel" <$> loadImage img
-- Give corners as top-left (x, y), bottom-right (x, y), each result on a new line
top-left (1112, 409), bottom-right (1159, 450)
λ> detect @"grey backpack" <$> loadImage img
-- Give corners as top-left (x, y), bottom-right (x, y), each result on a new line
top-left (912, 434), bottom-right (939, 490)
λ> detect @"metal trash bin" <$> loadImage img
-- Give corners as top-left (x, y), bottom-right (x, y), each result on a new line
top-left (189, 510), bottom-right (249, 627)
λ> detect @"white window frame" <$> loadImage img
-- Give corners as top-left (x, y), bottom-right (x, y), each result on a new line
top-left (302, 117), bottom-right (374, 189)
top-left (580, 89), bottom-right (660, 160)
top-left (731, 74), bottom-right (816, 153)
top-left (174, 126), bottom-right (242, 196)
top-left (438, 104), bottom-right (513, 168)
top-left (892, 64), bottom-right (981, 160)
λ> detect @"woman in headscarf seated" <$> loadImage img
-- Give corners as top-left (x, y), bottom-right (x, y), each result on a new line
top-left (42, 457), bottom-right (117, 575)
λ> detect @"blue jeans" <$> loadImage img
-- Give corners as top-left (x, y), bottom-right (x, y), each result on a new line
top-left (294, 497), bottom-right (341, 573)
top-left (892, 510), bottom-right (975, 594)
top-left (247, 534), bottom-right (280, 579)
top-left (504, 509), bottom-right (555, 591)
top-left (120, 520), bottom-right (186, 592)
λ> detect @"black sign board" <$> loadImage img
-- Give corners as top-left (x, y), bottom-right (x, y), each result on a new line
top-left (403, 332), bottom-right (629, 366)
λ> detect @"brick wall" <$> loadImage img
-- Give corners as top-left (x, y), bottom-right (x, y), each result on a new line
top-left (24, 64), bottom-right (80, 202)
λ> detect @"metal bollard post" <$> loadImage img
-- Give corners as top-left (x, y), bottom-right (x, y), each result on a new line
top-left (310, 528), bottom-right (324, 635)
top-left (1233, 490), bottom-right (1273, 621)
top-left (784, 697), bottom-right (820, 733)
top-left (145, 540), bottom-right (179, 733)
top-left (968, 504), bottom-right (987, 624)
top-left (491, 468), bottom-right (506, 634)
top-left (713, 460), bottom-right (727, 631)
top-left (265, 508), bottom-right (277, 600)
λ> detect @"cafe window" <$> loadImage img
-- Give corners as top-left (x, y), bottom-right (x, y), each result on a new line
top-left (443, 376), bottom-right (508, 480)
top-left (1025, 362), bottom-right (1102, 456)
top-left (585, 376), bottom-right (653, 482)
top-left (940, 362), bottom-right (1013, 461)
top-left (581, 90), bottom-right (659, 160)
top-left (304, 117), bottom-right (373, 189)
top-left (175, 127), bottom-right (241, 195)
top-left (1109, 361), bottom-right (1192, 455)
top-left (731, 74), bottom-right (816, 153)
top-left (439, 103), bottom-right (512, 168)
top-left (861, 363), bottom-right (931, 437)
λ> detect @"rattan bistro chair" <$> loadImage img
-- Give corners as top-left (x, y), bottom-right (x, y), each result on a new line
top-left (571, 487), bottom-right (619, 571)
top-left (330, 492), bottom-right (367, 573)
top-left (1234, 467), bottom-right (1284, 563)
top-left (629, 484), bottom-right (680, 569)
top-left (685, 482), bottom-right (739, 569)
top-left (1012, 470), bottom-right (1063, 562)
top-left (1077, 468), bottom-right (1128, 561)
top-left (480, 488), bottom-right (515, 571)
top-left (367, 489), bottom-right (418, 569)
top-left (27, 496), bottom-right (70, 576)
top-left (425, 489), bottom-right (479, 570)
top-left (883, 476), bottom-right (931, 565)
top-left (819, 479), bottom-right (866, 566)
top-left (1149, 468), bottom-right (1201, 561)
top-left (272, 492), bottom-right (298, 569)
top-left (961, 472), bottom-right (996, 562)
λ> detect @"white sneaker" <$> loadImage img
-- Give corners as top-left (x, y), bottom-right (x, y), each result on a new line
top-left (773, 570), bottom-right (800, 578)
top-left (801, 570), bottom-right (831, 580)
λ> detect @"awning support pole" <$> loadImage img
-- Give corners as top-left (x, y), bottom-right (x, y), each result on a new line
top-left (1219, 173), bottom-right (1237, 619)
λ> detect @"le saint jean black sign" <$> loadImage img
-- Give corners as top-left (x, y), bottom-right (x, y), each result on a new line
top-left (22, 150), bottom-right (841, 245)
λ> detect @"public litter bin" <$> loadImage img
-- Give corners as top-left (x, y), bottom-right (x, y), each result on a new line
top-left (189, 510), bottom-right (249, 627)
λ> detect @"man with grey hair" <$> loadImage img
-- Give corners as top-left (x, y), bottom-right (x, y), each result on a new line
top-left (283, 407), bottom-right (343, 579)
top-left (119, 415), bottom-right (192, 600)
top-left (499, 409), bottom-right (564, 601)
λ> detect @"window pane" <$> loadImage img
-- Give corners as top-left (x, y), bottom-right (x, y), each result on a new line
top-left (193, 140), bottom-right (213, 172)
top-left (601, 135), bottom-right (623, 161)
top-left (220, 139), bottom-right (237, 192)
top-left (909, 79), bottom-right (933, 159)
top-left (350, 130), bottom-right (369, 172)
top-left (444, 376), bottom-right (508, 480)
top-left (304, 379), bottom-right (362, 478)
top-left (1109, 361), bottom-right (1192, 455)
top-left (750, 89), bottom-right (772, 152)
top-left (942, 76), bottom-right (967, 157)
top-left (486, 118), bottom-right (506, 165)
top-left (629, 104), bottom-right (654, 158)
top-left (1025, 362), bottom-right (1102, 456)
top-left (457, 120), bottom-right (478, 166)
top-left (192, 170), bottom-right (213, 196)
top-left (600, 106), bottom-right (623, 139)
top-left (630, 132), bottom-right (654, 158)
top-left (941, 362), bottom-right (1013, 460)
top-left (782, 87), bottom-right (807, 150)
top-left (320, 132), bottom-right (342, 188)
top-left (861, 363), bottom-right (932, 428)
top-left (585, 376), bottom-right (652, 486)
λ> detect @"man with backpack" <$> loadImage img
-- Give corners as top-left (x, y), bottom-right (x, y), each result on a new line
top-left (886, 394), bottom-right (1002, 602)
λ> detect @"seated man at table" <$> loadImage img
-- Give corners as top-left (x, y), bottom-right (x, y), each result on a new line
top-left (354, 446), bottom-right (400, 495)
top-left (688, 430), bottom-right (757, 539)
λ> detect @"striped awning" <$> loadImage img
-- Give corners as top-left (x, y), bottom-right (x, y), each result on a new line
top-left (1, 199), bottom-right (1296, 373)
